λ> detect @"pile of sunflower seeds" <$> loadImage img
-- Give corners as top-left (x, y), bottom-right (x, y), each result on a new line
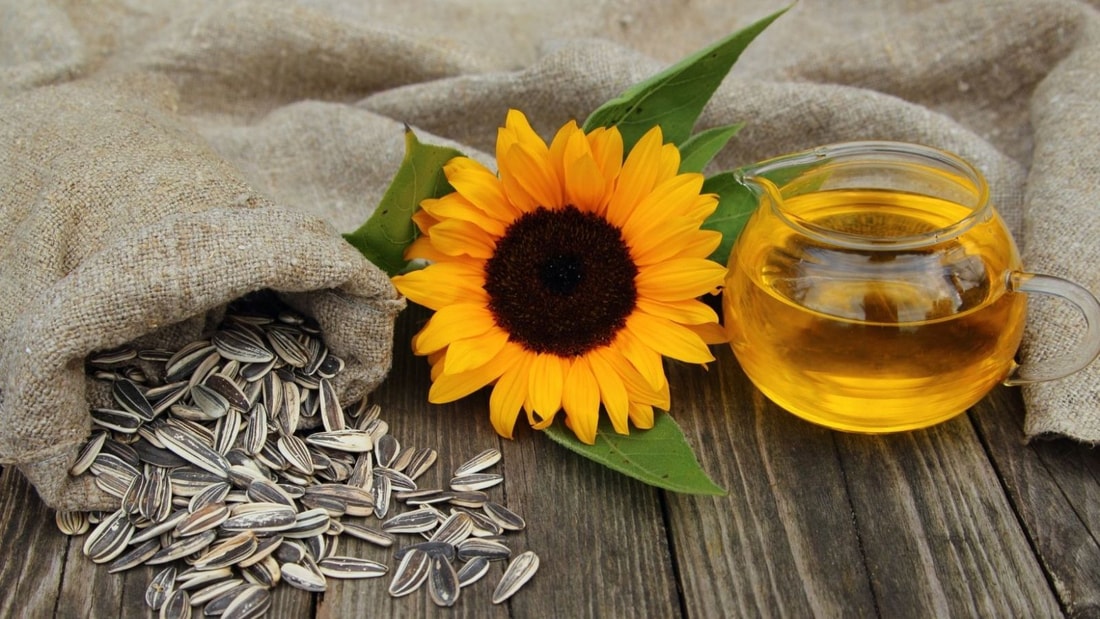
top-left (57, 297), bottom-right (538, 618)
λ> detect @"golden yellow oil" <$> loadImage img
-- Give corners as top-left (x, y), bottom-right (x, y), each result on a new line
top-left (724, 188), bottom-right (1027, 432)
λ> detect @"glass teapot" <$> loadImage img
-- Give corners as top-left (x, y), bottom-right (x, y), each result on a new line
top-left (723, 141), bottom-right (1100, 432)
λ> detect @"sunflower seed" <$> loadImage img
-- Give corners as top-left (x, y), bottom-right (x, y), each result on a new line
top-left (69, 431), bottom-right (108, 476)
top-left (237, 534), bottom-right (284, 568)
top-left (107, 537), bottom-right (161, 573)
top-left (239, 358), bottom-right (276, 383)
top-left (492, 550), bottom-right (539, 604)
top-left (381, 508), bottom-right (440, 534)
top-left (266, 328), bottom-right (308, 368)
top-left (318, 556), bottom-right (388, 579)
top-left (280, 562), bottom-right (327, 592)
top-left (373, 474), bottom-right (392, 519)
top-left (431, 512), bottom-right (476, 545)
top-left (155, 425), bottom-right (229, 478)
top-left (176, 566), bottom-right (235, 590)
top-left (388, 548), bottom-right (430, 597)
top-left (190, 383), bottom-right (230, 420)
top-left (221, 504), bottom-right (298, 533)
top-left (450, 473), bottom-right (503, 492)
top-left (457, 557), bottom-right (491, 588)
top-left (213, 408), bottom-right (242, 455)
top-left (187, 481), bottom-right (231, 512)
top-left (213, 329), bottom-right (274, 364)
top-left (280, 508), bottom-right (330, 539)
top-left (175, 502), bottom-right (230, 537)
top-left (476, 506), bottom-right (523, 539)
top-left (141, 465), bottom-right (173, 522)
top-left (187, 351), bottom-right (222, 389)
top-left (130, 509), bottom-right (189, 544)
top-left (458, 507), bottom-right (504, 537)
top-left (89, 345), bottom-right (138, 366)
top-left (347, 453), bottom-right (374, 491)
top-left (113, 379), bottom-right (155, 421)
top-left (193, 531), bottom-right (258, 570)
top-left (55, 510), bottom-right (89, 536)
top-left (246, 478), bottom-right (296, 508)
top-left (83, 509), bottom-right (135, 563)
top-left (132, 437), bottom-right (190, 468)
top-left (375, 434), bottom-right (400, 468)
top-left (146, 530), bottom-right (218, 565)
top-left (375, 467), bottom-right (417, 492)
top-left (340, 521), bottom-right (395, 547)
top-left (276, 435), bottom-right (314, 475)
top-left (91, 408), bottom-right (144, 434)
top-left (159, 588), bottom-right (191, 619)
top-left (317, 354), bottom-right (344, 378)
top-left (145, 566), bottom-right (177, 611)
top-left (205, 373), bottom-right (251, 411)
top-left (318, 378), bottom-right (345, 432)
top-left (428, 554), bottom-right (460, 607)
top-left (454, 448), bottom-right (502, 476)
top-left (164, 341), bottom-right (215, 381)
top-left (457, 538), bottom-right (512, 562)
top-left (243, 405), bottom-right (268, 457)
top-left (303, 429), bottom-right (372, 453)
top-left (220, 584), bottom-right (271, 619)
top-left (241, 555), bottom-right (282, 588)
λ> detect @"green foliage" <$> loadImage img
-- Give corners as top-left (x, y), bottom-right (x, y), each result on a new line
top-left (582, 7), bottom-right (789, 152)
top-left (700, 172), bottom-right (759, 266)
top-left (678, 123), bottom-right (744, 174)
top-left (543, 413), bottom-right (726, 495)
top-left (343, 128), bottom-right (462, 276)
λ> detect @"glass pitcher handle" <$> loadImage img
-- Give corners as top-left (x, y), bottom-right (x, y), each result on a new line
top-left (1004, 272), bottom-right (1100, 385)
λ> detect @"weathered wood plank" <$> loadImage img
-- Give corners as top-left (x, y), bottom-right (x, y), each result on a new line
top-left (664, 349), bottom-right (878, 617)
top-left (836, 415), bottom-right (1061, 617)
top-left (0, 466), bottom-right (69, 619)
top-left (972, 385), bottom-right (1100, 617)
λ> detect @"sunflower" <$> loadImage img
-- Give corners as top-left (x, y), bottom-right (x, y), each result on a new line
top-left (391, 109), bottom-right (727, 445)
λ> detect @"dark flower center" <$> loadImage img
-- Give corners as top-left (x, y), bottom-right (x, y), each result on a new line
top-left (484, 205), bottom-right (638, 357)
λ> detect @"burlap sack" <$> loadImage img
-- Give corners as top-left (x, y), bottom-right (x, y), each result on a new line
top-left (3, 0), bottom-right (1100, 509)
top-left (0, 74), bottom-right (405, 510)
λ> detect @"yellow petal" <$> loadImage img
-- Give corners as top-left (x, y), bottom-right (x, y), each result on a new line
top-left (605, 126), bottom-right (664, 226)
top-left (587, 349), bottom-right (629, 434)
top-left (561, 357), bottom-right (601, 445)
top-left (423, 193), bottom-right (507, 237)
top-left (428, 341), bottom-right (523, 403)
top-left (635, 296), bottom-right (719, 326)
top-left (547, 120), bottom-right (578, 191)
top-left (686, 321), bottom-right (730, 345)
top-left (527, 353), bottom-right (566, 419)
top-left (626, 312), bottom-right (715, 364)
top-left (627, 402), bottom-right (655, 429)
top-left (446, 158), bottom-right (522, 221)
top-left (636, 258), bottom-right (727, 301)
top-left (620, 174), bottom-right (705, 242)
top-left (412, 303), bottom-right (495, 354)
top-left (489, 351), bottom-right (534, 439)
top-left (586, 126), bottom-right (623, 187)
top-left (444, 326), bottom-right (511, 374)
top-left (591, 345), bottom-right (668, 409)
top-left (614, 328), bottom-right (667, 391)
top-left (428, 219), bottom-right (498, 259)
top-left (392, 261), bottom-right (486, 310)
top-left (502, 142), bottom-right (562, 209)
top-left (562, 130), bottom-right (609, 212)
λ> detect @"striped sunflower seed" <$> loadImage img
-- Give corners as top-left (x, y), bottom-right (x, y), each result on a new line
top-left (318, 556), bottom-right (388, 579)
top-left (388, 548), bottom-right (430, 598)
top-left (112, 379), bottom-right (155, 421)
top-left (82, 509), bottom-right (135, 564)
top-left (55, 510), bottom-right (89, 536)
top-left (456, 556), bottom-right (491, 588)
top-left (145, 566), bottom-right (177, 611)
top-left (279, 562), bottom-right (326, 593)
top-left (492, 551), bottom-right (540, 604)
top-left (429, 554), bottom-right (460, 607)
top-left (454, 448), bottom-right (502, 476)
top-left (220, 584), bottom-right (271, 619)
top-left (213, 329), bottom-right (274, 364)
top-left (155, 424), bottom-right (229, 478)
top-left (159, 588), bottom-right (191, 619)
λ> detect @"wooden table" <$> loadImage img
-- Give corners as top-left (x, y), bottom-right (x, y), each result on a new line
top-left (2, 306), bottom-right (1098, 617)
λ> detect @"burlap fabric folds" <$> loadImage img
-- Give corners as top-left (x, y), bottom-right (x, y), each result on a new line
top-left (2, 0), bottom-right (1100, 510)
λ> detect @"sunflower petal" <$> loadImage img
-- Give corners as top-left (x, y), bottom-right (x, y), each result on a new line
top-left (627, 402), bottom-right (655, 430)
top-left (412, 303), bottom-right (495, 355)
top-left (528, 353), bottom-right (566, 420)
top-left (561, 357), bottom-right (601, 445)
top-left (427, 219), bottom-right (498, 259)
top-left (586, 126), bottom-right (623, 185)
top-left (614, 328), bottom-right (667, 390)
top-left (446, 159), bottom-right (522, 221)
top-left (444, 327), bottom-right (511, 374)
top-left (587, 350), bottom-right (629, 435)
top-left (636, 258), bottom-right (727, 300)
top-left (626, 312), bottom-right (715, 364)
top-left (503, 142), bottom-right (562, 209)
top-left (489, 352), bottom-right (534, 439)
top-left (636, 296), bottom-right (718, 326)
top-left (605, 126), bottom-right (664, 226)
top-left (392, 261), bottom-right (486, 310)
top-left (428, 341), bottom-right (523, 403)
top-left (423, 193), bottom-right (507, 236)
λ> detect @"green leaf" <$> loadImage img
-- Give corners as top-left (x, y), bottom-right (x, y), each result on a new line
top-left (543, 412), bottom-right (726, 495)
top-left (343, 127), bottom-right (463, 276)
top-left (582, 6), bottom-right (789, 150)
top-left (678, 123), bottom-right (743, 173)
top-left (701, 171), bottom-right (759, 266)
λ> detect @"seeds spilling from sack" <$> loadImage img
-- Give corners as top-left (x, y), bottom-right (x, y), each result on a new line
top-left (60, 296), bottom-right (538, 616)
